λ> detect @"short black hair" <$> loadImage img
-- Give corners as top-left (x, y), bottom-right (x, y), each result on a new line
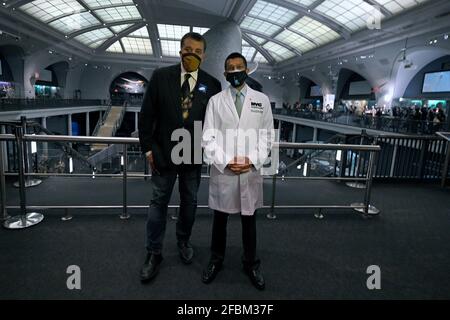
top-left (224, 52), bottom-right (247, 70)
top-left (180, 32), bottom-right (207, 52)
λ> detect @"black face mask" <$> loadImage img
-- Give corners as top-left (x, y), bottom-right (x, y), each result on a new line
top-left (226, 70), bottom-right (248, 88)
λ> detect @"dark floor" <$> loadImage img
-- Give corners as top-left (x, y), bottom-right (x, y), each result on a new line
top-left (1, 176), bottom-right (450, 299)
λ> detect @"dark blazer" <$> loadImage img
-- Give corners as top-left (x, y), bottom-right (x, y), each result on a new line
top-left (138, 63), bottom-right (221, 169)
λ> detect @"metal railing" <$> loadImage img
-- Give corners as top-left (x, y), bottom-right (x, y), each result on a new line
top-left (273, 108), bottom-right (449, 135)
top-left (338, 133), bottom-right (449, 181)
top-left (0, 99), bottom-right (105, 111)
top-left (0, 128), bottom-right (382, 229)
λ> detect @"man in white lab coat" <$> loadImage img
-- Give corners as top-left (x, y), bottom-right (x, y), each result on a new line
top-left (201, 52), bottom-right (274, 290)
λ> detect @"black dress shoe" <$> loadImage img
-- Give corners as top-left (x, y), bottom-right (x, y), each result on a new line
top-left (140, 253), bottom-right (163, 283)
top-left (177, 242), bottom-right (194, 264)
top-left (244, 266), bottom-right (265, 291)
top-left (202, 262), bottom-right (222, 284)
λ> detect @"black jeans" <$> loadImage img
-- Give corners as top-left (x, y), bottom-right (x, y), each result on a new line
top-left (146, 165), bottom-right (201, 254)
top-left (210, 210), bottom-right (259, 270)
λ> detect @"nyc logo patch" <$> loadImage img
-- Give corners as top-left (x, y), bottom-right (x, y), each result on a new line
top-left (250, 101), bottom-right (263, 113)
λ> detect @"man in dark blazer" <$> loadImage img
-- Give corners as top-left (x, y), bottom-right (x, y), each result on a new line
top-left (138, 32), bottom-right (221, 283)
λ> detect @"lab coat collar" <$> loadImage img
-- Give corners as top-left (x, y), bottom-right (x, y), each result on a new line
top-left (229, 83), bottom-right (248, 99)
top-left (226, 84), bottom-right (250, 124)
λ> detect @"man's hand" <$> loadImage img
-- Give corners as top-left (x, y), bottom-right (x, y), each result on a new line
top-left (227, 156), bottom-right (252, 174)
top-left (146, 152), bottom-right (160, 175)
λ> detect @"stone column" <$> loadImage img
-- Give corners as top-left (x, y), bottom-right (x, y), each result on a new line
top-left (202, 21), bottom-right (242, 89)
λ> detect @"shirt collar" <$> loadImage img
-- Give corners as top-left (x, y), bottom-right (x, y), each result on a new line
top-left (180, 63), bottom-right (199, 82)
top-left (230, 83), bottom-right (248, 98)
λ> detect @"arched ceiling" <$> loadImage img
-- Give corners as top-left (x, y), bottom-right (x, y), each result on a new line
top-left (4, 0), bottom-right (432, 65)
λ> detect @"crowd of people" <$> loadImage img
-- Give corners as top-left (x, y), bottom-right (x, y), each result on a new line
top-left (278, 100), bottom-right (448, 134)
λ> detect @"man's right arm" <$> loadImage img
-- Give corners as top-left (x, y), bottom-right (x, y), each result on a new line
top-left (138, 70), bottom-right (159, 155)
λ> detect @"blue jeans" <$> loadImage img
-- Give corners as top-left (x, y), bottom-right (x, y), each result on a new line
top-left (146, 166), bottom-right (201, 254)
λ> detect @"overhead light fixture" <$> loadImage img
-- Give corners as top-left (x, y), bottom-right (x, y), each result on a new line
top-left (444, 34), bottom-right (449, 40)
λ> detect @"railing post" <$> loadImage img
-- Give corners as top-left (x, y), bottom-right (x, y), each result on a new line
top-left (61, 208), bottom-right (73, 221)
top-left (120, 144), bottom-right (130, 220)
top-left (418, 139), bottom-right (429, 179)
top-left (363, 149), bottom-right (376, 215)
top-left (3, 126), bottom-right (44, 229)
top-left (441, 140), bottom-right (450, 188)
top-left (13, 117), bottom-right (42, 189)
top-left (266, 174), bottom-right (277, 220)
top-left (346, 132), bottom-right (367, 189)
top-left (351, 138), bottom-right (380, 217)
top-left (0, 136), bottom-right (9, 221)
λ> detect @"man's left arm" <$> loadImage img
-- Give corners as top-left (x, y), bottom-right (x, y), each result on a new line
top-left (248, 97), bottom-right (275, 171)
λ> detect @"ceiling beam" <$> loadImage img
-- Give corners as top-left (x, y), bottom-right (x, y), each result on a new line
top-left (364, 0), bottom-right (393, 18)
top-left (67, 19), bottom-right (142, 38)
top-left (265, 0), bottom-right (352, 40)
top-left (242, 28), bottom-right (303, 57)
top-left (309, 0), bottom-right (326, 10)
top-left (283, 14), bottom-right (320, 47)
top-left (45, 3), bottom-right (140, 24)
top-left (96, 22), bottom-right (145, 52)
top-left (249, 12), bottom-right (319, 48)
top-left (231, 0), bottom-right (257, 22)
top-left (135, 0), bottom-right (163, 59)
top-left (242, 32), bottom-right (276, 65)
top-left (4, 0), bottom-right (34, 8)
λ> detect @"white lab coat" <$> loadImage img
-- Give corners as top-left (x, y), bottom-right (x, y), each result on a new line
top-left (202, 85), bottom-right (274, 215)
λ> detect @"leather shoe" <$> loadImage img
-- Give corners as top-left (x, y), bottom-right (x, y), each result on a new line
top-left (202, 262), bottom-right (222, 284)
top-left (244, 265), bottom-right (265, 290)
top-left (140, 253), bottom-right (163, 283)
top-left (178, 241), bottom-right (194, 264)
